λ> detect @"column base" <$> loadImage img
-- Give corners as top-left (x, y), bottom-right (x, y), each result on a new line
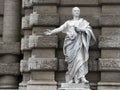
top-left (59, 83), bottom-right (91, 90)
top-left (98, 82), bottom-right (120, 90)
top-left (27, 80), bottom-right (57, 90)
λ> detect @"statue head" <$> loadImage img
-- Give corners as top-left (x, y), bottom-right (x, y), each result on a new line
top-left (72, 7), bottom-right (80, 17)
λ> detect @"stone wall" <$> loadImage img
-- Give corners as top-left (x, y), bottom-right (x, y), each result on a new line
top-left (0, 0), bottom-right (120, 90)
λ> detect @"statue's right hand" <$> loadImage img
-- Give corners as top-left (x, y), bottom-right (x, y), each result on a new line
top-left (44, 29), bottom-right (52, 35)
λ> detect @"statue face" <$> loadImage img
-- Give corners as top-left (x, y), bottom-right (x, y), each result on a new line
top-left (72, 7), bottom-right (80, 17)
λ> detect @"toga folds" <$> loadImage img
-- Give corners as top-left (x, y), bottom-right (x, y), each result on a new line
top-left (55, 18), bottom-right (96, 80)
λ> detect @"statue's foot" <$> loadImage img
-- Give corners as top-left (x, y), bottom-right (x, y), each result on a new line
top-left (81, 77), bottom-right (89, 84)
top-left (67, 80), bottom-right (73, 84)
top-left (75, 79), bottom-right (80, 84)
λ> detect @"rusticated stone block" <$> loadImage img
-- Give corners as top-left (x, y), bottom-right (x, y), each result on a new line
top-left (60, 0), bottom-right (99, 6)
top-left (32, 0), bottom-right (59, 5)
top-left (29, 13), bottom-right (59, 26)
top-left (0, 42), bottom-right (20, 54)
top-left (28, 57), bottom-right (58, 71)
top-left (102, 5), bottom-right (120, 14)
top-left (59, 7), bottom-right (100, 15)
top-left (22, 0), bottom-right (59, 8)
top-left (32, 27), bottom-right (55, 35)
top-left (100, 0), bottom-right (120, 4)
top-left (20, 60), bottom-right (29, 73)
top-left (37, 14), bottom-right (59, 26)
top-left (33, 6), bottom-right (57, 14)
top-left (0, 63), bottom-right (20, 75)
top-left (60, 15), bottom-right (100, 27)
top-left (22, 16), bottom-right (30, 29)
top-left (98, 82), bottom-right (120, 90)
top-left (21, 37), bottom-right (30, 51)
top-left (32, 49), bottom-right (55, 58)
top-left (29, 36), bottom-right (58, 48)
top-left (99, 58), bottom-right (120, 71)
top-left (101, 50), bottom-right (120, 58)
top-left (101, 72), bottom-right (120, 82)
top-left (102, 27), bottom-right (120, 36)
top-left (100, 14), bottom-right (120, 26)
top-left (99, 35), bottom-right (120, 49)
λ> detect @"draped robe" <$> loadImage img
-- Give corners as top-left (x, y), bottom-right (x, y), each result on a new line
top-left (54, 18), bottom-right (96, 80)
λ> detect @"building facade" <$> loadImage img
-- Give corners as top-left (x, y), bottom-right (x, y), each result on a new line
top-left (0, 0), bottom-right (120, 90)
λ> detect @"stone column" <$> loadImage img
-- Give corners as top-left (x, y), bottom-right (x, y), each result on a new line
top-left (0, 0), bottom-right (21, 90)
top-left (98, 0), bottom-right (120, 90)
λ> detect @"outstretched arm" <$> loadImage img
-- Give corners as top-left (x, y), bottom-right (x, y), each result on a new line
top-left (44, 21), bottom-right (68, 35)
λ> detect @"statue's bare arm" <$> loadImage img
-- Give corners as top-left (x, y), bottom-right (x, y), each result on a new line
top-left (44, 22), bottom-right (67, 35)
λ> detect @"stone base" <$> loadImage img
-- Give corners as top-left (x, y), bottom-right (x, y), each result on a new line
top-left (98, 82), bottom-right (120, 90)
top-left (27, 80), bottom-right (57, 90)
top-left (19, 82), bottom-right (27, 90)
top-left (58, 83), bottom-right (91, 90)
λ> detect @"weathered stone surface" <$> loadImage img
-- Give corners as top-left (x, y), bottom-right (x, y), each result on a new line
top-left (86, 72), bottom-right (100, 82)
top-left (100, 0), bottom-right (120, 4)
top-left (60, 15), bottom-right (100, 27)
top-left (60, 0), bottom-right (99, 5)
top-left (0, 63), bottom-right (20, 75)
top-left (58, 59), bottom-right (67, 71)
top-left (23, 0), bottom-right (59, 8)
top-left (99, 58), bottom-right (120, 71)
top-left (28, 57), bottom-right (58, 71)
top-left (59, 7), bottom-right (100, 15)
top-left (24, 8), bottom-right (33, 15)
top-left (101, 50), bottom-right (120, 58)
top-left (102, 5), bottom-right (120, 14)
top-left (0, 42), bottom-right (20, 54)
top-left (32, 27), bottom-right (55, 35)
top-left (102, 27), bottom-right (120, 36)
top-left (0, 0), bottom-right (4, 15)
top-left (37, 14), bottom-right (59, 26)
top-left (98, 82), bottom-right (120, 90)
top-left (21, 37), bottom-right (30, 51)
top-left (32, 49), bottom-right (55, 58)
top-left (27, 80), bottom-right (57, 90)
top-left (31, 71), bottom-right (55, 80)
top-left (29, 12), bottom-right (39, 27)
top-left (20, 60), bottom-right (29, 73)
top-left (100, 14), bottom-right (120, 26)
top-left (29, 13), bottom-right (59, 26)
top-left (22, 16), bottom-right (30, 29)
top-left (59, 83), bottom-right (91, 90)
top-left (32, 0), bottom-right (59, 5)
top-left (0, 17), bottom-right (3, 36)
top-left (33, 6), bottom-right (57, 14)
top-left (101, 72), bottom-right (120, 82)
top-left (29, 36), bottom-right (58, 48)
top-left (99, 35), bottom-right (120, 49)
top-left (89, 50), bottom-right (100, 71)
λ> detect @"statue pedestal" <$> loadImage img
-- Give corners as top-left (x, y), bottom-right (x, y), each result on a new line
top-left (58, 83), bottom-right (91, 90)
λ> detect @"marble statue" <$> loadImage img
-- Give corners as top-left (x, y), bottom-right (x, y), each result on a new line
top-left (44, 7), bottom-right (96, 84)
